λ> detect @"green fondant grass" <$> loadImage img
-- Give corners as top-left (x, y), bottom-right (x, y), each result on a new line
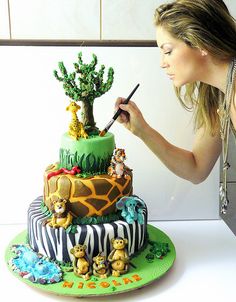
top-left (59, 148), bottom-right (111, 173)
top-left (5, 225), bottom-right (176, 297)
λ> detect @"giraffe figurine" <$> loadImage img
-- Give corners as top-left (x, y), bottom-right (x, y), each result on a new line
top-left (66, 102), bottom-right (88, 140)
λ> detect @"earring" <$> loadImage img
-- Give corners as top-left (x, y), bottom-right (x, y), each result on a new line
top-left (201, 50), bottom-right (207, 56)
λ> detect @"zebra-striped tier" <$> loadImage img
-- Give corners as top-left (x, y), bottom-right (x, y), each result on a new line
top-left (27, 196), bottom-right (148, 263)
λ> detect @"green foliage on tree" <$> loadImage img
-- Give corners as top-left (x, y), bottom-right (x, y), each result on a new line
top-left (54, 52), bottom-right (114, 135)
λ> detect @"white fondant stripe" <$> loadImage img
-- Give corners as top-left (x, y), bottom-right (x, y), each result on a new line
top-left (58, 228), bottom-right (64, 261)
top-left (92, 224), bottom-right (103, 255)
top-left (117, 220), bottom-right (132, 253)
top-left (131, 223), bottom-right (136, 253)
top-left (66, 234), bottom-right (74, 262)
top-left (114, 221), bottom-right (125, 241)
top-left (45, 224), bottom-right (57, 259)
top-left (138, 221), bottom-right (142, 247)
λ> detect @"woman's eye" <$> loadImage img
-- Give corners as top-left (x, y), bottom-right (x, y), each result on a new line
top-left (164, 51), bottom-right (172, 55)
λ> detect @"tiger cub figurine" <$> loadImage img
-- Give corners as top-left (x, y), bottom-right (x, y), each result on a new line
top-left (108, 148), bottom-right (129, 179)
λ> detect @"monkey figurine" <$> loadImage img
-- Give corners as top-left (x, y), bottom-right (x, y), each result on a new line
top-left (108, 237), bottom-right (129, 277)
top-left (70, 244), bottom-right (92, 280)
top-left (92, 253), bottom-right (110, 278)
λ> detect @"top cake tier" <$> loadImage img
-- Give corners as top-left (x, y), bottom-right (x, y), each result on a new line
top-left (59, 132), bottom-right (115, 174)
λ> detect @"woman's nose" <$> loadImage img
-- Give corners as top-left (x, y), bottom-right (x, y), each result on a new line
top-left (160, 55), bottom-right (168, 69)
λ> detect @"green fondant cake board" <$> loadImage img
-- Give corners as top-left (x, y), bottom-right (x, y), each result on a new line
top-left (5, 224), bottom-right (176, 297)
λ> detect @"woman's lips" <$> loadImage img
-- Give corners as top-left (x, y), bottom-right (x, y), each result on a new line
top-left (167, 74), bottom-right (175, 79)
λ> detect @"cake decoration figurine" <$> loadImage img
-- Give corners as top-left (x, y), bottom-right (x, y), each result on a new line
top-left (54, 52), bottom-right (114, 136)
top-left (116, 195), bottom-right (146, 224)
top-left (145, 241), bottom-right (170, 262)
top-left (9, 245), bottom-right (62, 284)
top-left (47, 198), bottom-right (73, 229)
top-left (70, 244), bottom-right (92, 280)
top-left (66, 101), bottom-right (88, 140)
top-left (108, 237), bottom-right (130, 277)
top-left (108, 148), bottom-right (130, 178)
top-left (92, 253), bottom-right (110, 279)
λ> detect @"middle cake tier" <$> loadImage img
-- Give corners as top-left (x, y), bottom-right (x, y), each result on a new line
top-left (44, 163), bottom-right (133, 217)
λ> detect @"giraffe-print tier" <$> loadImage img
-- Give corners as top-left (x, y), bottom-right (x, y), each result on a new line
top-left (44, 163), bottom-right (133, 217)
top-left (28, 196), bottom-right (148, 263)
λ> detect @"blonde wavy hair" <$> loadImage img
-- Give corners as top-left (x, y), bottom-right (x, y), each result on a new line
top-left (154, 0), bottom-right (236, 134)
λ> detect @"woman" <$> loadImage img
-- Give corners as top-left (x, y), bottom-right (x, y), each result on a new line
top-left (115, 0), bottom-right (236, 213)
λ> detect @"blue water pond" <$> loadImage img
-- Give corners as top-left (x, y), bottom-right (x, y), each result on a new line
top-left (9, 244), bottom-right (62, 284)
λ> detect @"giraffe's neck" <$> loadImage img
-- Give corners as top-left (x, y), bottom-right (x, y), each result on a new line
top-left (71, 112), bottom-right (79, 123)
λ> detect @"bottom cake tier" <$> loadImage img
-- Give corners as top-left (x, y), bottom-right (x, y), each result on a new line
top-left (27, 196), bottom-right (148, 263)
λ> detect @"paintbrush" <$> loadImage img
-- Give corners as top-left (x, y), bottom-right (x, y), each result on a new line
top-left (99, 83), bottom-right (140, 137)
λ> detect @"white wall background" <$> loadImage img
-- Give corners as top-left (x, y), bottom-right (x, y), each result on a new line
top-left (0, 0), bottom-right (235, 224)
top-left (0, 0), bottom-right (234, 40)
top-left (0, 46), bottom-right (219, 224)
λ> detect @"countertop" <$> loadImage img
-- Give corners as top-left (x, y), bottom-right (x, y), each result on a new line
top-left (1, 220), bottom-right (236, 302)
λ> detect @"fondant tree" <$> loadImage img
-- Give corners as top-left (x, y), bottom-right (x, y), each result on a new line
top-left (54, 52), bottom-right (114, 135)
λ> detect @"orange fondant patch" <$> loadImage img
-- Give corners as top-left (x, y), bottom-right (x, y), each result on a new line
top-left (123, 278), bottom-right (133, 285)
top-left (100, 281), bottom-right (110, 288)
top-left (112, 279), bottom-right (121, 286)
top-left (87, 282), bottom-right (96, 289)
top-left (63, 281), bottom-right (74, 288)
top-left (132, 274), bottom-right (142, 281)
top-left (78, 282), bottom-right (84, 288)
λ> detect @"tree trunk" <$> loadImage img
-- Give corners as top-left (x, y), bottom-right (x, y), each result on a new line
top-left (81, 99), bottom-right (99, 135)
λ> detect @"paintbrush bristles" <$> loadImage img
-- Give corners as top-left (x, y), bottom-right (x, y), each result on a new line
top-left (99, 130), bottom-right (107, 137)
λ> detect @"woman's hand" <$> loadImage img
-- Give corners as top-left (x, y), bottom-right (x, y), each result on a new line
top-left (115, 97), bottom-right (148, 137)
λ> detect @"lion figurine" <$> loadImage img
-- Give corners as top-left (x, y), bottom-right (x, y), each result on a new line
top-left (47, 198), bottom-right (73, 229)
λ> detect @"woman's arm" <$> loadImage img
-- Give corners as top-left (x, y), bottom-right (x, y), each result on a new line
top-left (139, 123), bottom-right (221, 184)
top-left (116, 98), bottom-right (222, 184)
